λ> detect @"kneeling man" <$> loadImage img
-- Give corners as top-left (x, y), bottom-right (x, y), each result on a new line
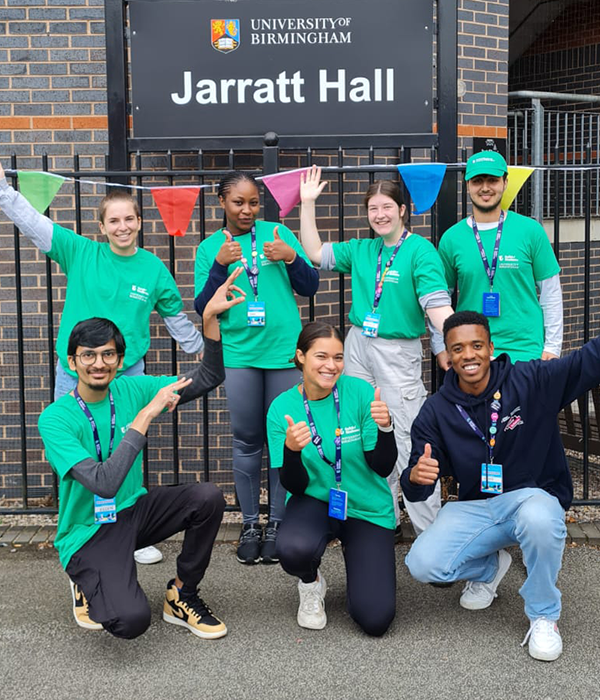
top-left (38, 269), bottom-right (245, 640)
top-left (401, 310), bottom-right (597, 662)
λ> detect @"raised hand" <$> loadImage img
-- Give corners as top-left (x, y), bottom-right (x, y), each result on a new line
top-left (144, 376), bottom-right (193, 419)
top-left (284, 414), bottom-right (312, 452)
top-left (436, 350), bottom-right (452, 371)
top-left (300, 165), bottom-right (328, 203)
top-left (216, 229), bottom-right (242, 266)
top-left (409, 443), bottom-right (440, 485)
top-left (204, 266), bottom-right (246, 318)
top-left (263, 225), bottom-right (296, 263)
top-left (371, 387), bottom-right (392, 428)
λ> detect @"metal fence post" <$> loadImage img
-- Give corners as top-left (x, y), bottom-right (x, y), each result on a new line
top-left (262, 132), bottom-right (280, 223)
top-left (532, 98), bottom-right (545, 223)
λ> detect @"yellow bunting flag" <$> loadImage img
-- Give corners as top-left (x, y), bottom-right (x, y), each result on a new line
top-left (501, 166), bottom-right (535, 210)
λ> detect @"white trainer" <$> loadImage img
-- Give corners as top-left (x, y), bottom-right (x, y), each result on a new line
top-left (134, 545), bottom-right (163, 565)
top-left (460, 549), bottom-right (512, 610)
top-left (521, 617), bottom-right (563, 661)
top-left (297, 570), bottom-right (327, 630)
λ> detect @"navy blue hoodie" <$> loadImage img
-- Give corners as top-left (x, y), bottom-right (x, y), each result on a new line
top-left (400, 335), bottom-right (600, 510)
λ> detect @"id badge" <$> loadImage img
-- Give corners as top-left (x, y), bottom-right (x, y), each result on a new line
top-left (328, 487), bottom-right (348, 521)
top-left (362, 312), bottom-right (381, 338)
top-left (482, 292), bottom-right (500, 317)
top-left (480, 463), bottom-right (503, 494)
top-left (94, 495), bottom-right (117, 524)
top-left (247, 301), bottom-right (266, 327)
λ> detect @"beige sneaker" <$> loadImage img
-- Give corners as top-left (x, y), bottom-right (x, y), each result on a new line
top-left (163, 579), bottom-right (227, 639)
top-left (69, 580), bottom-right (102, 630)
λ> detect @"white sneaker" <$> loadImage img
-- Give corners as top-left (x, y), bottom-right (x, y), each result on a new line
top-left (521, 617), bottom-right (563, 661)
top-left (134, 545), bottom-right (163, 565)
top-left (460, 549), bottom-right (512, 610)
top-left (297, 570), bottom-right (327, 630)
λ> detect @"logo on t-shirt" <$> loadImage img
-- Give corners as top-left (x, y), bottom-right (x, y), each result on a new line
top-left (121, 422), bottom-right (132, 434)
top-left (383, 270), bottom-right (400, 284)
top-left (130, 284), bottom-right (150, 302)
top-left (498, 254), bottom-right (519, 269)
top-left (341, 425), bottom-right (361, 445)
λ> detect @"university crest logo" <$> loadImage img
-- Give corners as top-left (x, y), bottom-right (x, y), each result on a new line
top-left (211, 19), bottom-right (240, 53)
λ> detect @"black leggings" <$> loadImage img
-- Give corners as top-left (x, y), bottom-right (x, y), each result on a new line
top-left (276, 494), bottom-right (396, 637)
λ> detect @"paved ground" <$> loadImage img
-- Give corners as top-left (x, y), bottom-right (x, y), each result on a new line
top-left (2, 539), bottom-right (600, 700)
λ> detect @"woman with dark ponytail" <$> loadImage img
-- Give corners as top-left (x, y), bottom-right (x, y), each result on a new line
top-left (194, 171), bottom-right (319, 565)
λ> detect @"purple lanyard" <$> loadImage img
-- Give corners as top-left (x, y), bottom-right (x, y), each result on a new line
top-left (454, 394), bottom-right (501, 464)
top-left (302, 384), bottom-right (342, 484)
top-left (239, 225), bottom-right (259, 300)
top-left (73, 388), bottom-right (115, 461)
top-left (372, 230), bottom-right (408, 311)
top-left (471, 211), bottom-right (505, 291)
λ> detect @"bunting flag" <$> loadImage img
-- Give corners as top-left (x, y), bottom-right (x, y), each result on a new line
top-left (261, 168), bottom-right (308, 217)
top-left (17, 171), bottom-right (65, 214)
top-left (150, 187), bottom-right (200, 237)
top-left (396, 163), bottom-right (447, 215)
top-left (501, 166), bottom-right (535, 210)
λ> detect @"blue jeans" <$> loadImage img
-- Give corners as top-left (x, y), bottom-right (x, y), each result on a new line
top-left (405, 488), bottom-right (567, 621)
top-left (54, 358), bottom-right (145, 400)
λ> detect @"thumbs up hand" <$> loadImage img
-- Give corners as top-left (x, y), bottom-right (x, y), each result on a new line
top-left (216, 228), bottom-right (243, 265)
top-left (263, 225), bottom-right (297, 264)
top-left (409, 443), bottom-right (440, 485)
top-left (284, 414), bottom-right (312, 452)
top-left (370, 387), bottom-right (392, 428)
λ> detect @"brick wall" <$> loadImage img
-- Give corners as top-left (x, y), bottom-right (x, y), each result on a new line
top-left (0, 1), bottom-right (511, 507)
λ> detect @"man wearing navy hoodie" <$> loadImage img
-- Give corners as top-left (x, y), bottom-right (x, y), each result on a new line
top-left (400, 310), bottom-right (596, 662)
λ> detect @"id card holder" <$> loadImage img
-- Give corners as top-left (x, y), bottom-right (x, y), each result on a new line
top-left (94, 495), bottom-right (117, 524)
top-left (247, 301), bottom-right (266, 327)
top-left (328, 487), bottom-right (348, 521)
top-left (482, 292), bottom-right (500, 317)
top-left (362, 312), bottom-right (381, 338)
top-left (480, 463), bottom-right (503, 494)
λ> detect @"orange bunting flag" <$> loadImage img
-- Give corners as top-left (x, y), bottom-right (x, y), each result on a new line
top-left (17, 171), bottom-right (65, 214)
top-left (501, 166), bottom-right (535, 210)
top-left (150, 187), bottom-right (200, 237)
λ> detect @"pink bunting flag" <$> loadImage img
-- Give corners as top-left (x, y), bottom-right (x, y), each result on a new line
top-left (261, 168), bottom-right (308, 217)
top-left (17, 171), bottom-right (65, 214)
top-left (150, 187), bottom-right (200, 237)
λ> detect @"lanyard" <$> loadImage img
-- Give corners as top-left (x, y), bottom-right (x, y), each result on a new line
top-left (74, 388), bottom-right (116, 462)
top-left (373, 230), bottom-right (408, 311)
top-left (239, 225), bottom-right (259, 300)
top-left (455, 390), bottom-right (501, 464)
top-left (302, 384), bottom-right (342, 485)
top-left (471, 211), bottom-right (505, 291)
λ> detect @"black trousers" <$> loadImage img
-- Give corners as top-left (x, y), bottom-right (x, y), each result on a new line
top-left (276, 494), bottom-right (396, 637)
top-left (66, 483), bottom-right (225, 639)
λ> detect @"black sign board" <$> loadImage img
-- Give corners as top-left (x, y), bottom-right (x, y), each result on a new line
top-left (129, 0), bottom-right (433, 144)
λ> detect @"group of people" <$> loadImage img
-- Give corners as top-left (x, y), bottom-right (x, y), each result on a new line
top-left (0, 149), bottom-right (592, 662)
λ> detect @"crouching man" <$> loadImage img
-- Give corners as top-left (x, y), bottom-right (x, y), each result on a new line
top-left (38, 269), bottom-right (245, 640)
top-left (400, 310), bottom-right (599, 662)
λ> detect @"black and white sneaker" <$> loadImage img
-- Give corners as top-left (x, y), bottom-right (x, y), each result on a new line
top-left (260, 521), bottom-right (280, 564)
top-left (236, 523), bottom-right (262, 564)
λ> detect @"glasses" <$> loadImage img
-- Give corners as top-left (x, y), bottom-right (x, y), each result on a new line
top-left (74, 350), bottom-right (121, 366)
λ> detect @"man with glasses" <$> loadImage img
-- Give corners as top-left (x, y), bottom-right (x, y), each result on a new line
top-left (37, 270), bottom-right (245, 640)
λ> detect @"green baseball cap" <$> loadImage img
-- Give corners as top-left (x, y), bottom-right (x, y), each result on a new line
top-left (465, 151), bottom-right (508, 180)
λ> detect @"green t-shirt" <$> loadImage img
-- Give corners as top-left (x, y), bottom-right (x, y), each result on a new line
top-left (49, 224), bottom-right (183, 376)
top-left (194, 220), bottom-right (314, 369)
top-left (266, 375), bottom-right (395, 530)
top-left (438, 211), bottom-right (560, 361)
top-left (331, 234), bottom-right (448, 339)
top-left (38, 374), bottom-right (174, 568)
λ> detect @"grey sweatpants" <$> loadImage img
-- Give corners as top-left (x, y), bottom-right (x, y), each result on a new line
top-left (344, 325), bottom-right (441, 534)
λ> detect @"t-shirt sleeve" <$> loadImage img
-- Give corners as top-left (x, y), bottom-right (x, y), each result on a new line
top-left (266, 400), bottom-right (287, 469)
top-left (47, 223), bottom-right (85, 273)
top-left (194, 237), bottom-right (216, 297)
top-left (358, 381), bottom-right (378, 451)
top-left (412, 238), bottom-right (451, 298)
top-left (437, 232), bottom-right (457, 290)
top-left (154, 265), bottom-right (184, 318)
top-left (38, 410), bottom-right (95, 479)
top-left (330, 241), bottom-right (354, 274)
top-left (530, 221), bottom-right (561, 282)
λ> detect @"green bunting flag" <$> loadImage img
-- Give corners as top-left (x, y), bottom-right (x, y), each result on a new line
top-left (17, 171), bottom-right (65, 213)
